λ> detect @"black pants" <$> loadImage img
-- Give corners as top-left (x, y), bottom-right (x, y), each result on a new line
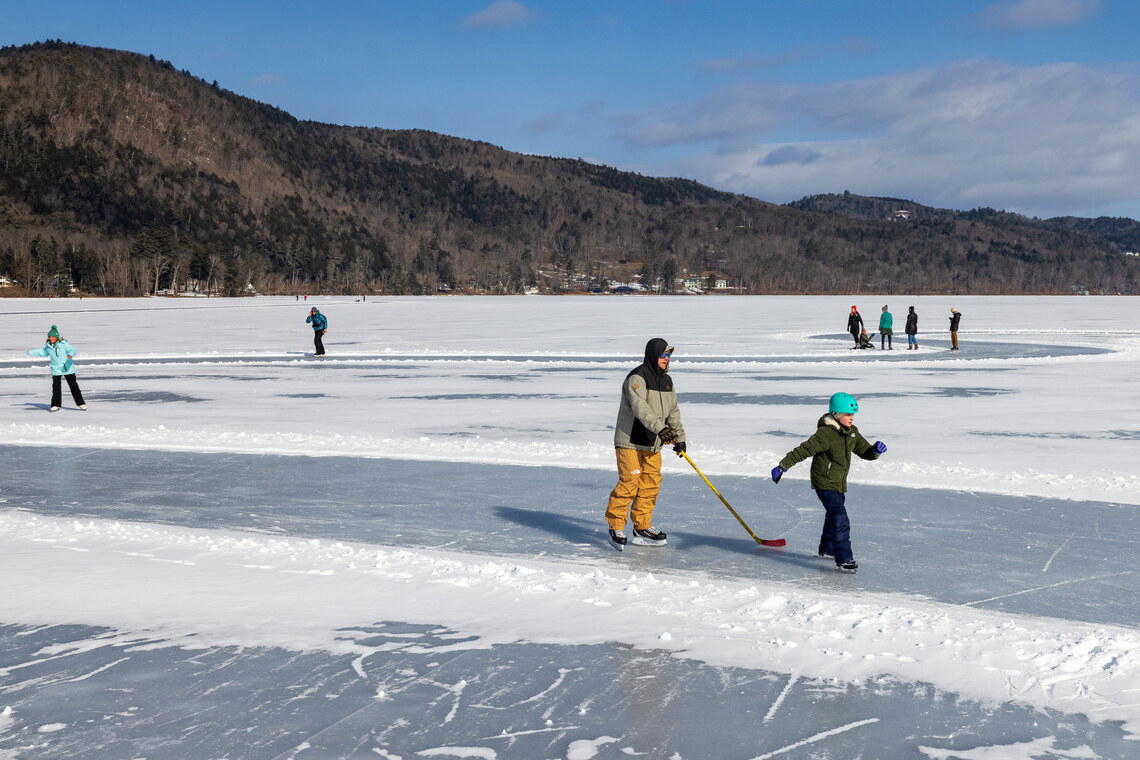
top-left (313, 330), bottom-right (325, 356)
top-left (52, 373), bottom-right (85, 408)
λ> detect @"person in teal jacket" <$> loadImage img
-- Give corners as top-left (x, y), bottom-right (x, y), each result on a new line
top-left (27, 325), bottom-right (87, 412)
top-left (878, 305), bottom-right (893, 350)
top-left (305, 307), bottom-right (328, 356)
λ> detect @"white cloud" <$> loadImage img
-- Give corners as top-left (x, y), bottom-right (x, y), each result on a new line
top-left (757, 145), bottom-right (822, 167)
top-left (521, 111), bottom-right (566, 135)
top-left (248, 73), bottom-right (285, 88)
top-left (974, 0), bottom-right (1102, 32)
top-left (616, 59), bottom-right (1140, 218)
top-left (694, 38), bottom-right (874, 75)
top-left (463, 0), bottom-right (538, 30)
top-left (695, 46), bottom-right (819, 74)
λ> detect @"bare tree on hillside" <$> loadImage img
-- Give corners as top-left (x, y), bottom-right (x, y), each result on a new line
top-left (169, 250), bottom-right (191, 294)
top-left (146, 254), bottom-right (169, 295)
top-left (94, 239), bottom-right (132, 295)
top-left (204, 253), bottom-right (224, 296)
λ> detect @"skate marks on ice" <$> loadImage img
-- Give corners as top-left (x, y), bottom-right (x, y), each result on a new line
top-left (3, 444), bottom-right (1138, 628)
top-left (0, 623), bottom-right (1130, 760)
top-left (806, 334), bottom-right (1107, 360)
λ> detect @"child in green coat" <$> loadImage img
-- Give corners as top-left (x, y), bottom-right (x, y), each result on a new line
top-left (771, 392), bottom-right (885, 572)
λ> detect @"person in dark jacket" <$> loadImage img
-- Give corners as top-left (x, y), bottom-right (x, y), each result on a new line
top-left (949, 308), bottom-right (961, 350)
top-left (306, 307), bottom-right (328, 356)
top-left (847, 305), bottom-right (864, 346)
top-left (770, 392), bottom-right (885, 572)
top-left (905, 306), bottom-right (919, 350)
top-left (605, 338), bottom-right (686, 549)
top-left (26, 325), bottom-right (87, 412)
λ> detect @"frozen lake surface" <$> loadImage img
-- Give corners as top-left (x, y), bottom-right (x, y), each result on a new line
top-left (1, 295), bottom-right (1138, 759)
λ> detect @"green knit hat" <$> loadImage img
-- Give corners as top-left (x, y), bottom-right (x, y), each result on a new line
top-left (47, 325), bottom-right (60, 339)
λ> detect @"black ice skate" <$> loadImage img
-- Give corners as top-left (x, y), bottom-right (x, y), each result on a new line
top-left (631, 527), bottom-right (667, 546)
top-left (609, 529), bottom-right (627, 551)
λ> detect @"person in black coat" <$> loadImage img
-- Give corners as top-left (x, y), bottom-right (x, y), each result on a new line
top-left (949, 308), bottom-right (961, 350)
top-left (847, 305), bottom-right (864, 346)
top-left (905, 306), bottom-right (918, 350)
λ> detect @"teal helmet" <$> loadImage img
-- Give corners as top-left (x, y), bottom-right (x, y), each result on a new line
top-left (829, 392), bottom-right (859, 414)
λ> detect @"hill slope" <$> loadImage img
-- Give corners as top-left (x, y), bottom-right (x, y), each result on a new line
top-left (1, 42), bottom-right (1136, 295)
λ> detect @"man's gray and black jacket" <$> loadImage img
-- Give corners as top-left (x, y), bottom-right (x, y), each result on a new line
top-left (613, 337), bottom-right (685, 453)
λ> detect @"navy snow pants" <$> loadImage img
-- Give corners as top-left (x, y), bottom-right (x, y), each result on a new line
top-left (815, 489), bottom-right (853, 564)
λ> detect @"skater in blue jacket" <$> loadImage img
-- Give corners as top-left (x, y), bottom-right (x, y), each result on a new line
top-left (305, 307), bottom-right (328, 356)
top-left (27, 325), bottom-right (87, 412)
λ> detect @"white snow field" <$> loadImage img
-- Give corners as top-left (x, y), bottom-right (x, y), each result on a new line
top-left (0, 294), bottom-right (1137, 759)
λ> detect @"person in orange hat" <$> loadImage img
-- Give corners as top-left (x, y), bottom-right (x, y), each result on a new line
top-left (847, 305), bottom-right (864, 347)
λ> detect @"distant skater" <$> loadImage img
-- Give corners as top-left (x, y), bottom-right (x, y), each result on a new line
top-left (847, 305), bottom-right (864, 346)
top-left (770, 392), bottom-right (885, 573)
top-left (879, 305), bottom-right (893, 350)
top-left (905, 306), bottom-right (918, 350)
top-left (26, 325), bottom-right (86, 412)
top-left (949, 308), bottom-right (961, 350)
top-left (306, 307), bottom-right (328, 356)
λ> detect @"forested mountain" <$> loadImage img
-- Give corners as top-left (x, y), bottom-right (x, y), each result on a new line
top-left (2, 41), bottom-right (1137, 296)
top-left (789, 192), bottom-right (1140, 254)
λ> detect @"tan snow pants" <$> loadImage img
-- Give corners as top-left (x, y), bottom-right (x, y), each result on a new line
top-left (605, 447), bottom-right (663, 531)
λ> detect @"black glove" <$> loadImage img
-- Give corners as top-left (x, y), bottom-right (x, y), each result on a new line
top-left (673, 441), bottom-right (687, 456)
top-left (658, 427), bottom-right (677, 445)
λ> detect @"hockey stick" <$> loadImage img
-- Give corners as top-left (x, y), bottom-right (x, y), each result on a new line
top-left (680, 450), bottom-right (786, 547)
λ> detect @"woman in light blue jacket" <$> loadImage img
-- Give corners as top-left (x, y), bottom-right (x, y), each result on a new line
top-left (27, 325), bottom-right (87, 412)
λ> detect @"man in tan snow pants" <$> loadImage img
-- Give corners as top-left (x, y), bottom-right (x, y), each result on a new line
top-left (605, 337), bottom-right (685, 549)
top-left (606, 448), bottom-right (663, 536)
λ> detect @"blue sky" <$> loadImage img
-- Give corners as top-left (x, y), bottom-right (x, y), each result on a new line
top-left (3, 0), bottom-right (1139, 220)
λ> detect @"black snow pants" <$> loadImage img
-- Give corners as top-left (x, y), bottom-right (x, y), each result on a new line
top-left (51, 373), bottom-right (85, 408)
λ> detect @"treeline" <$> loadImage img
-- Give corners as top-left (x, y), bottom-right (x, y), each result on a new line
top-left (1, 41), bottom-right (1137, 297)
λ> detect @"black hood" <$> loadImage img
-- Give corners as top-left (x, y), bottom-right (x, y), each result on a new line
top-left (642, 337), bottom-right (671, 375)
top-left (627, 337), bottom-right (674, 391)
